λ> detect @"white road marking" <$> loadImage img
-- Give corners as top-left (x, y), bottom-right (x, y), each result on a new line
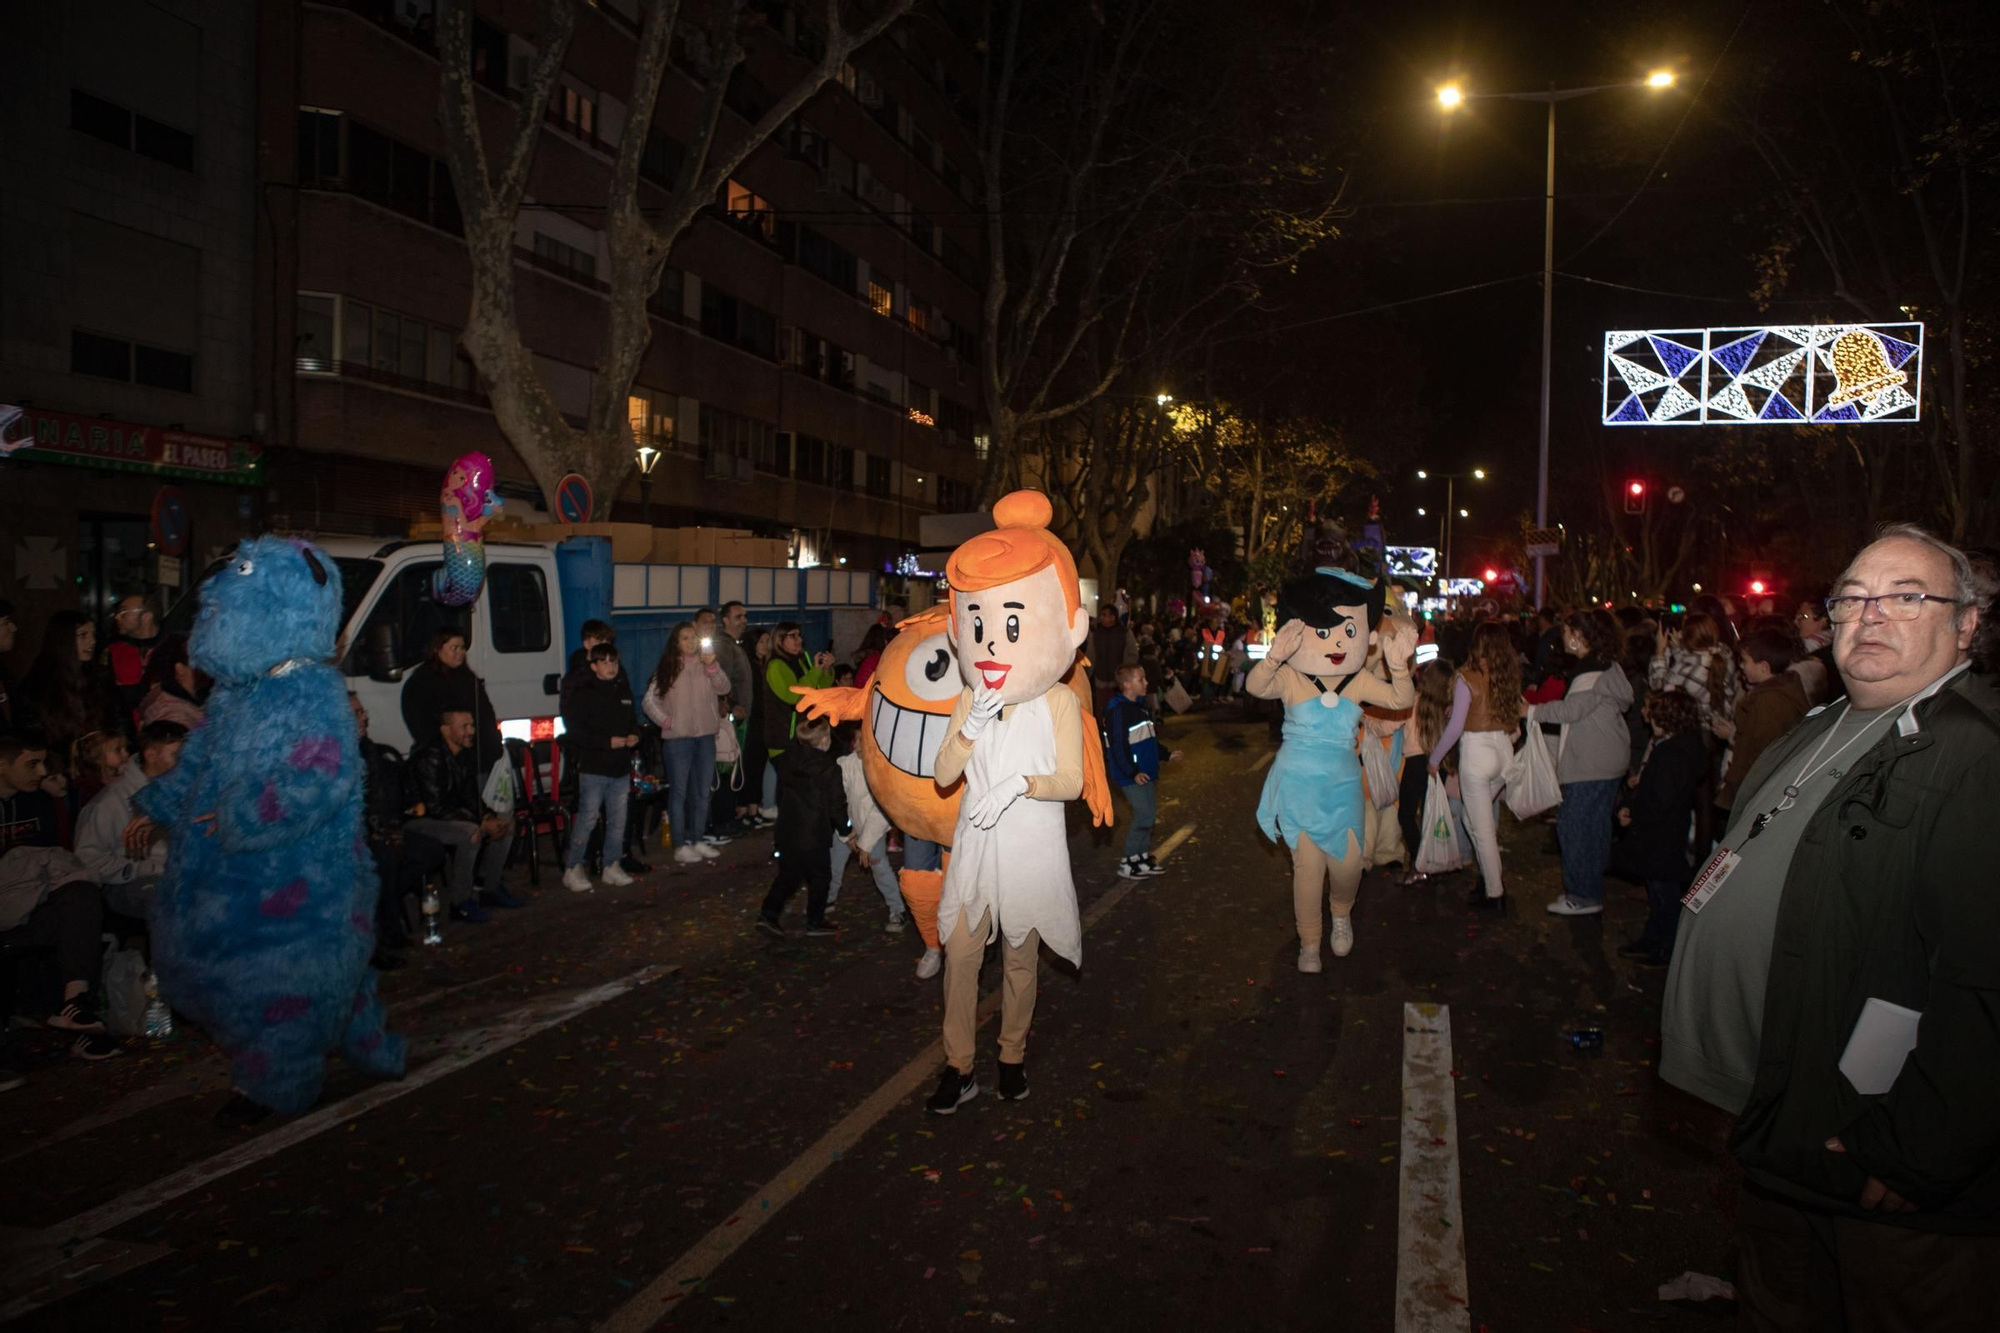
top-left (1396, 1001), bottom-right (1470, 1333)
top-left (1251, 749), bottom-right (1276, 772)
top-left (1152, 823), bottom-right (1196, 864)
top-left (0, 972), bottom-right (512, 1169)
top-left (45, 966), bottom-right (671, 1248)
top-left (599, 826), bottom-right (1189, 1331)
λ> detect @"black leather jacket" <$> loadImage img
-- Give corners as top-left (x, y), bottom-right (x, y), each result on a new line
top-left (407, 737), bottom-right (482, 822)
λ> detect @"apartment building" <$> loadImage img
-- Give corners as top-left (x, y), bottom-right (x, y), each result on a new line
top-left (261, 0), bottom-right (989, 577)
top-left (0, 0), bottom-right (262, 629)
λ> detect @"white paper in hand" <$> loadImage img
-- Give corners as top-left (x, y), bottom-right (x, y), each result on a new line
top-left (1837, 997), bottom-right (1923, 1096)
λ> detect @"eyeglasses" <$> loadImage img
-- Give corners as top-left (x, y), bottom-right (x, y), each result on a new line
top-left (1824, 593), bottom-right (1964, 623)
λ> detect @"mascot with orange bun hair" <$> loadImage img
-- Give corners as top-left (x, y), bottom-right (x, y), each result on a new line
top-left (918, 490), bottom-right (1110, 1116)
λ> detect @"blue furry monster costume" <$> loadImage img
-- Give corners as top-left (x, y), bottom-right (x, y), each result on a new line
top-left (136, 536), bottom-right (404, 1114)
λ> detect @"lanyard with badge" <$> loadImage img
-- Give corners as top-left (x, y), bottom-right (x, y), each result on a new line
top-left (1682, 702), bottom-right (1885, 913)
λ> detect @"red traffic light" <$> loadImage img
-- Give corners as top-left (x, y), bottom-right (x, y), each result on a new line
top-left (1623, 479), bottom-right (1648, 515)
top-left (1628, 481), bottom-right (1645, 495)
top-left (1483, 567), bottom-right (1499, 583)
top-left (1749, 579), bottom-right (1768, 595)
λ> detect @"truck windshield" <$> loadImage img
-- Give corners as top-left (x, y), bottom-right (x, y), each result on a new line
top-left (160, 555), bottom-right (383, 643)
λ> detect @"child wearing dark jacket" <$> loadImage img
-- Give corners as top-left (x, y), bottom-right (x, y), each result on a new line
top-left (1102, 664), bottom-right (1182, 879)
top-left (757, 715), bottom-right (849, 938)
top-left (1611, 688), bottom-right (1708, 966)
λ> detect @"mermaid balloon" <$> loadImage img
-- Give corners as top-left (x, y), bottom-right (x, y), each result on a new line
top-left (433, 451), bottom-right (501, 606)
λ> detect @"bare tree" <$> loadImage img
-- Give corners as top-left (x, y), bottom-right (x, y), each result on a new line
top-left (972, 0), bottom-right (1342, 501)
top-left (436, 0), bottom-right (912, 511)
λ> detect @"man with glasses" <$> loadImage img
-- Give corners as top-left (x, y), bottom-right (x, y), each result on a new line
top-left (762, 622), bottom-right (834, 804)
top-left (1663, 522), bottom-right (1999, 1328)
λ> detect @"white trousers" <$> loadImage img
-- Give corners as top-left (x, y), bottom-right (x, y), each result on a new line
top-left (1457, 730), bottom-right (1513, 897)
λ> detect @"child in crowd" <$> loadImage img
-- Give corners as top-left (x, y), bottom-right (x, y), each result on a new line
top-left (1612, 688), bottom-right (1708, 966)
top-left (758, 714), bottom-right (849, 939)
top-left (828, 723), bottom-right (906, 931)
top-left (71, 730), bottom-right (130, 807)
top-left (832, 663), bottom-right (857, 689)
top-left (1102, 663), bottom-right (1182, 878)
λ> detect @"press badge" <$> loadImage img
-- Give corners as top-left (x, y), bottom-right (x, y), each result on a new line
top-left (1682, 847), bottom-right (1741, 914)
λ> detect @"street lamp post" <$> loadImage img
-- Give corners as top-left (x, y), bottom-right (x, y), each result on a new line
top-left (1436, 70), bottom-right (1675, 605)
top-left (636, 443), bottom-right (661, 524)
top-left (1415, 467), bottom-right (1485, 584)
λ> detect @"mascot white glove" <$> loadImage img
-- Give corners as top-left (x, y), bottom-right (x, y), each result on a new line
top-left (958, 684), bottom-right (1005, 743)
top-left (966, 772), bottom-right (1029, 829)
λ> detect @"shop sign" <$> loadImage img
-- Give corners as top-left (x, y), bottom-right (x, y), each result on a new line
top-left (10, 407), bottom-right (263, 484)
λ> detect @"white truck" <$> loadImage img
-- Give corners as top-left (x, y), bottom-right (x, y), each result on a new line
top-left (166, 534), bottom-right (881, 752)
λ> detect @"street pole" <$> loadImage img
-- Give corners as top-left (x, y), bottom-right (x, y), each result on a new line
top-left (1534, 93), bottom-right (1555, 608)
top-left (1444, 474), bottom-right (1456, 583)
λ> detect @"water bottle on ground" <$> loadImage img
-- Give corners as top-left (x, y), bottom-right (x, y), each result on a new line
top-left (142, 969), bottom-right (173, 1039)
top-left (421, 884), bottom-right (443, 946)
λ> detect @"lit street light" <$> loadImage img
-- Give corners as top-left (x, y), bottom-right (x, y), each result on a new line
top-left (1416, 466), bottom-right (1487, 585)
top-left (636, 442), bottom-right (662, 524)
top-left (1435, 68), bottom-right (1676, 603)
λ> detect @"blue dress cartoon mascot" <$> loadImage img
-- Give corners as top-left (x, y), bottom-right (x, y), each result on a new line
top-left (1247, 566), bottom-right (1416, 973)
top-left (137, 536), bottom-right (405, 1121)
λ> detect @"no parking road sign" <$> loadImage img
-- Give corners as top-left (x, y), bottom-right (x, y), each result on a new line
top-left (555, 473), bottom-right (594, 524)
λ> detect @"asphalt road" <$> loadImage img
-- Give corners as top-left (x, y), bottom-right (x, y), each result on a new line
top-left (0, 705), bottom-right (1744, 1331)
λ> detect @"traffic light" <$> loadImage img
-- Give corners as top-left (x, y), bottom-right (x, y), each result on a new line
top-left (1623, 480), bottom-right (1647, 515)
top-left (1483, 567), bottom-right (1500, 583)
top-left (1749, 579), bottom-right (1767, 596)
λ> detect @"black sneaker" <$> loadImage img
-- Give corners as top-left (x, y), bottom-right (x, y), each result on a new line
top-left (804, 921), bottom-right (838, 937)
top-left (925, 1066), bottom-right (978, 1115)
top-left (450, 902), bottom-right (493, 924)
top-left (619, 854), bottom-right (652, 875)
top-left (1137, 855), bottom-right (1167, 877)
top-left (757, 916), bottom-right (787, 940)
top-left (996, 1060), bottom-right (1029, 1101)
top-left (701, 832), bottom-right (735, 847)
top-left (71, 1034), bottom-right (124, 1062)
top-left (480, 887), bottom-right (528, 909)
top-left (47, 1000), bottom-right (106, 1033)
top-left (372, 948), bottom-right (407, 972)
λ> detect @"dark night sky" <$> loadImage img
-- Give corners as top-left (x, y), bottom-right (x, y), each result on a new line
top-left (1222, 0), bottom-right (1816, 574)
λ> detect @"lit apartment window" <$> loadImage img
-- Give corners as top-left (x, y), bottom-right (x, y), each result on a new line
top-left (558, 84), bottom-right (597, 139)
top-left (868, 281), bottom-right (894, 318)
top-left (627, 391), bottom-right (674, 447)
top-left (906, 295), bottom-right (930, 336)
top-left (725, 179), bottom-right (774, 240)
top-left (973, 433), bottom-right (991, 461)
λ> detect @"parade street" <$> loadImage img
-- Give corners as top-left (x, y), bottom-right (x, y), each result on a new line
top-left (2, 704), bottom-right (1741, 1332)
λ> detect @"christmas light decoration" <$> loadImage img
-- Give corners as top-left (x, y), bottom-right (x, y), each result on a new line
top-left (1601, 323), bottom-right (1922, 426)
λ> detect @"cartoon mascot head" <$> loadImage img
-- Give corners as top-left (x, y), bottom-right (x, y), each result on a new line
top-left (945, 490), bottom-right (1091, 704)
top-left (193, 535), bottom-right (343, 686)
top-left (1274, 566), bottom-right (1386, 681)
top-left (858, 607), bottom-right (964, 845)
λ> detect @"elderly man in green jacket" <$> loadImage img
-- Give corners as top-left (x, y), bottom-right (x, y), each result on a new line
top-left (1663, 522), bottom-right (1999, 1330)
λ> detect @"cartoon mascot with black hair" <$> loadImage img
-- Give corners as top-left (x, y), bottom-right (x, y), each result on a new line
top-left (1248, 565), bottom-right (1416, 972)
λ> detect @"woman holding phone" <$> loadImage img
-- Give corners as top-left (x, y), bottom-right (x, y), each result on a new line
top-left (642, 622), bottom-right (732, 865)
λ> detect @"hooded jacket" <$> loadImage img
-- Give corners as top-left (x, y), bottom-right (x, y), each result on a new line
top-left (1717, 670), bottom-right (1809, 809)
top-left (1528, 659), bottom-right (1636, 784)
top-left (565, 670), bottom-right (639, 777)
top-left (772, 739), bottom-right (848, 859)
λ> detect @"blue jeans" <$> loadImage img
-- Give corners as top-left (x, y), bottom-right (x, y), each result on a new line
top-left (663, 736), bottom-right (716, 846)
top-left (567, 773), bottom-right (629, 869)
top-left (903, 836), bottom-right (941, 871)
top-left (1120, 779), bottom-right (1157, 859)
top-left (1557, 778), bottom-right (1621, 904)
top-left (830, 831), bottom-right (901, 915)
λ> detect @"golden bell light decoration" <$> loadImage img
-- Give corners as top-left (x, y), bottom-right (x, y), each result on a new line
top-left (1825, 329), bottom-right (1906, 406)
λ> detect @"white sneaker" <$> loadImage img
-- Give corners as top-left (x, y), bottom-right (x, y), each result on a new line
top-left (884, 916), bottom-right (907, 934)
top-left (915, 947), bottom-right (942, 980)
top-left (1545, 895), bottom-right (1604, 917)
top-left (673, 845), bottom-right (703, 865)
top-left (601, 863), bottom-right (635, 886)
top-left (1330, 916), bottom-right (1354, 958)
top-left (693, 843), bottom-right (722, 860)
top-left (1297, 942), bottom-right (1323, 974)
top-left (759, 806), bottom-right (779, 821)
top-left (561, 865), bottom-right (593, 893)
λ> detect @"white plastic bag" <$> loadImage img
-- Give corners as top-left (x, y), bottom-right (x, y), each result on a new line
top-left (1359, 737), bottom-right (1398, 810)
top-left (1503, 721), bottom-right (1562, 820)
top-left (482, 755), bottom-right (516, 818)
top-left (1414, 774), bottom-right (1465, 874)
